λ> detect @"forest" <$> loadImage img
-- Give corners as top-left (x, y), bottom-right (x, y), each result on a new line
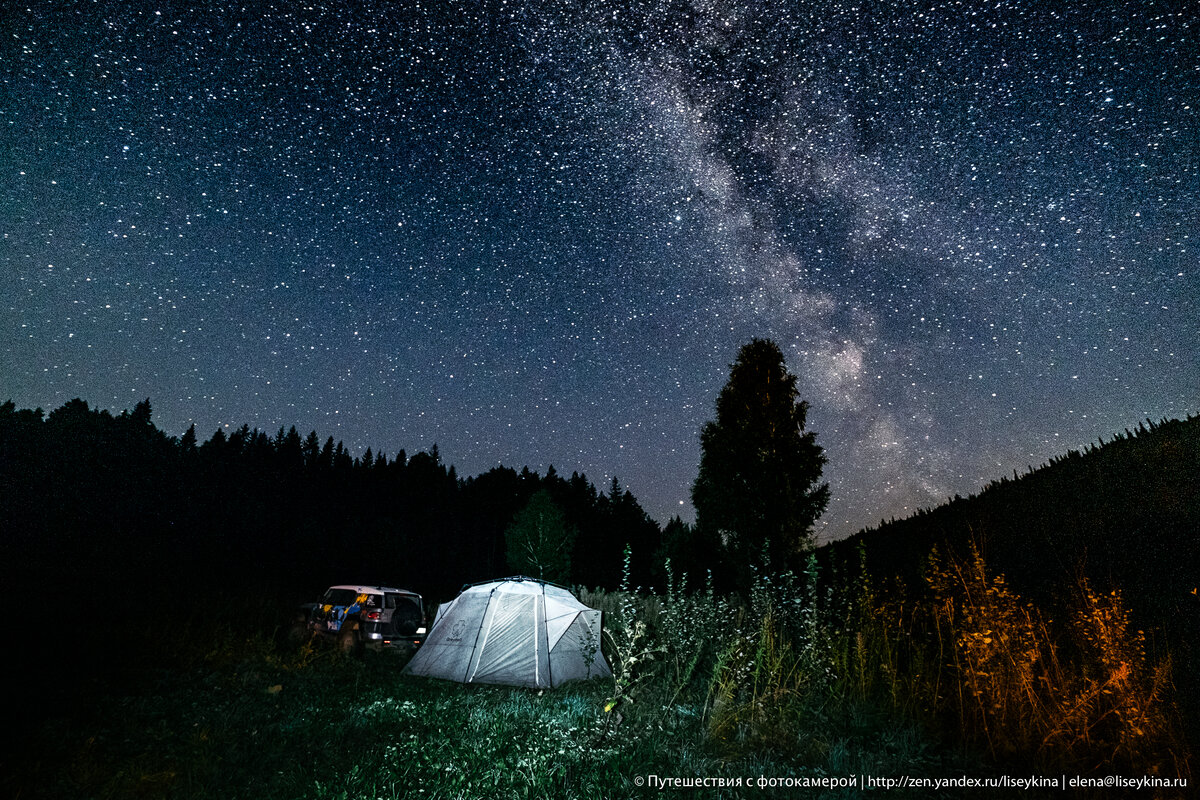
top-left (2, 396), bottom-right (1197, 797)
top-left (0, 397), bottom-right (669, 602)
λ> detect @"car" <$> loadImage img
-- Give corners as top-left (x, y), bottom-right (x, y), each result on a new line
top-left (291, 584), bottom-right (426, 652)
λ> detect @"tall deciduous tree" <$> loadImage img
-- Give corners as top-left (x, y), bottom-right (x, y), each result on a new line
top-left (691, 338), bottom-right (829, 590)
top-left (506, 488), bottom-right (576, 583)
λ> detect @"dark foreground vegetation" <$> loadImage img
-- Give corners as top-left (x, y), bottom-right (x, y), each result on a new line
top-left (1, 584), bottom-right (958, 799)
top-left (1, 399), bottom-right (1196, 797)
top-left (4, 552), bottom-right (1191, 798)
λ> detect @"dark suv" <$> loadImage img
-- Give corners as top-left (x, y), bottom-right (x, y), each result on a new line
top-left (291, 584), bottom-right (425, 652)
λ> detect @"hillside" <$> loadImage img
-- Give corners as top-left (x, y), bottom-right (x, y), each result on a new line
top-left (821, 414), bottom-right (1200, 742)
top-left (826, 415), bottom-right (1198, 610)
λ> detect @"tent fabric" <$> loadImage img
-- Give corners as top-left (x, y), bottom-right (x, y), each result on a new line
top-left (403, 577), bottom-right (611, 688)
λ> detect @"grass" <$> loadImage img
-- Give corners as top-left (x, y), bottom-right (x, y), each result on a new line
top-left (12, 646), bottom-right (955, 800)
top-left (8, 590), bottom-right (957, 800)
top-left (6, 548), bottom-right (1192, 799)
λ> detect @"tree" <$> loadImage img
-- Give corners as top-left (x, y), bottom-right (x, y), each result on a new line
top-left (505, 489), bottom-right (576, 583)
top-left (130, 398), bottom-right (153, 426)
top-left (277, 425), bottom-right (304, 471)
top-left (655, 515), bottom-right (723, 591)
top-left (691, 338), bottom-right (829, 590)
top-left (180, 424), bottom-right (198, 455)
top-left (302, 430), bottom-right (321, 468)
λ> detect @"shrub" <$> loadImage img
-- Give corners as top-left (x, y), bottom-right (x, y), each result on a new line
top-left (1060, 582), bottom-right (1189, 776)
top-left (848, 543), bottom-right (1194, 776)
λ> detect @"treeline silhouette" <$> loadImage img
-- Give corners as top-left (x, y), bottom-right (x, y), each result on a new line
top-left (824, 415), bottom-right (1199, 610)
top-left (0, 398), bottom-right (665, 604)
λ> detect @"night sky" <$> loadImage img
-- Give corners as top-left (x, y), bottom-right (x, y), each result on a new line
top-left (3, 0), bottom-right (1197, 539)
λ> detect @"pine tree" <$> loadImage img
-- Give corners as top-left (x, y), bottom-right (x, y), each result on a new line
top-left (691, 338), bottom-right (829, 590)
top-left (130, 398), bottom-right (153, 426)
top-left (180, 424), bottom-right (198, 455)
top-left (302, 430), bottom-right (321, 468)
top-left (278, 425), bottom-right (303, 470)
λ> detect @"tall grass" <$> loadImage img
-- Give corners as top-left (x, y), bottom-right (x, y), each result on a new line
top-left (706, 557), bottom-right (834, 756)
top-left (835, 543), bottom-right (1192, 778)
top-left (580, 564), bottom-right (949, 790)
top-left (11, 545), bottom-right (1191, 799)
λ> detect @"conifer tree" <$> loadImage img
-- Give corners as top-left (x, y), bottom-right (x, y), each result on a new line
top-left (180, 424), bottom-right (198, 454)
top-left (692, 338), bottom-right (829, 590)
top-left (302, 430), bottom-right (321, 467)
top-left (505, 488), bottom-right (576, 583)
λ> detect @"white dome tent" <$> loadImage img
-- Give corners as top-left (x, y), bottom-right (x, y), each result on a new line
top-left (403, 577), bottom-right (611, 688)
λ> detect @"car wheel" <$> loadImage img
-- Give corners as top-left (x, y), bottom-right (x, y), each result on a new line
top-left (338, 620), bottom-right (360, 653)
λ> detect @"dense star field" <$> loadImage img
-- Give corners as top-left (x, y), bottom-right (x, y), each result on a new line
top-left (2, 0), bottom-right (1196, 537)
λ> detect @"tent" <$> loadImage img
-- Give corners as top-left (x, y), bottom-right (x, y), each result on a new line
top-left (403, 577), bottom-right (611, 688)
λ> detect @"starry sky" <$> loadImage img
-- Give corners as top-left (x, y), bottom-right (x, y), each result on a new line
top-left (3, 0), bottom-right (1197, 539)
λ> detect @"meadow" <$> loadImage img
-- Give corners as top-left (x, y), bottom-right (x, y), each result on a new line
top-left (8, 548), bottom-right (1190, 799)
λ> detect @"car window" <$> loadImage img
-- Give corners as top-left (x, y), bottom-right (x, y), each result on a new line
top-left (391, 596), bottom-right (423, 634)
top-left (323, 588), bottom-right (361, 605)
top-left (387, 593), bottom-right (421, 612)
top-left (395, 597), bottom-right (421, 615)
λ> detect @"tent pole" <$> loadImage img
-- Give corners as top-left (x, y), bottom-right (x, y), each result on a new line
top-left (542, 584), bottom-right (552, 689)
top-left (464, 585), bottom-right (498, 684)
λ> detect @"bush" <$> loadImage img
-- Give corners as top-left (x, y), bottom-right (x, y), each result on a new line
top-left (844, 543), bottom-right (1192, 777)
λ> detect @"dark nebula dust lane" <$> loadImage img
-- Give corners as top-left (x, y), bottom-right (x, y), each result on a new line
top-left (2, 0), bottom-right (1196, 536)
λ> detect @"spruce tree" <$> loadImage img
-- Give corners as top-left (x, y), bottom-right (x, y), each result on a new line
top-left (180, 424), bottom-right (198, 454)
top-left (302, 430), bottom-right (321, 468)
top-left (691, 338), bottom-right (829, 590)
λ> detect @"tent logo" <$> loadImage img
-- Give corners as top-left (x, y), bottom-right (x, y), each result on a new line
top-left (447, 618), bottom-right (469, 642)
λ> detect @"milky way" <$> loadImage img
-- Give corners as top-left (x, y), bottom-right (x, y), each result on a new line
top-left (3, 0), bottom-right (1197, 537)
